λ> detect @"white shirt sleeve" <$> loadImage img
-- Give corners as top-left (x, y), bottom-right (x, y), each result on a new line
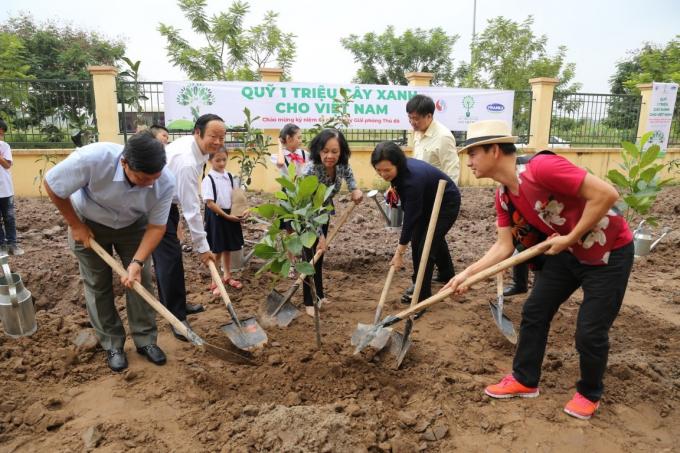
top-left (201, 174), bottom-right (215, 201)
top-left (176, 164), bottom-right (210, 253)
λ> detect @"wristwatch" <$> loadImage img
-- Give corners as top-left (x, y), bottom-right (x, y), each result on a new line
top-left (131, 258), bottom-right (145, 268)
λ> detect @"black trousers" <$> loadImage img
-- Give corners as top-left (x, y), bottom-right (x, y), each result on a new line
top-left (152, 204), bottom-right (187, 321)
top-left (410, 199), bottom-right (460, 301)
top-left (302, 222), bottom-right (329, 306)
top-left (512, 242), bottom-right (634, 402)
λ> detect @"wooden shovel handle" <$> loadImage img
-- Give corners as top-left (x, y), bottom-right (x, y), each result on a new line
top-left (374, 264), bottom-right (396, 324)
top-left (295, 202), bottom-right (357, 283)
top-left (208, 260), bottom-right (236, 313)
top-left (409, 179), bottom-right (447, 308)
top-left (391, 241), bottom-right (551, 322)
top-left (90, 239), bottom-right (190, 337)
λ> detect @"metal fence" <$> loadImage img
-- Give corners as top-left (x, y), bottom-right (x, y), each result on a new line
top-left (0, 79), bottom-right (97, 149)
top-left (550, 92), bottom-right (641, 147)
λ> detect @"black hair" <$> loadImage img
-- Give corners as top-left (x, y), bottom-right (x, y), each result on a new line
top-left (279, 123), bottom-right (301, 143)
top-left (481, 142), bottom-right (517, 155)
top-left (123, 130), bottom-right (167, 174)
top-left (193, 114), bottom-right (224, 138)
top-left (0, 119), bottom-right (7, 133)
top-left (405, 94), bottom-right (435, 117)
top-left (371, 141), bottom-right (408, 176)
top-left (208, 147), bottom-right (228, 160)
top-left (308, 128), bottom-right (351, 166)
top-left (149, 124), bottom-right (169, 136)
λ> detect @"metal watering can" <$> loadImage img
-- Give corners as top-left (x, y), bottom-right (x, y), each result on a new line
top-left (633, 220), bottom-right (671, 257)
top-left (0, 255), bottom-right (37, 338)
top-left (230, 240), bottom-right (257, 272)
top-left (367, 189), bottom-right (404, 229)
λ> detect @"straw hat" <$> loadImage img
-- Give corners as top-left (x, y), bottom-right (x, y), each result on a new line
top-left (458, 120), bottom-right (517, 154)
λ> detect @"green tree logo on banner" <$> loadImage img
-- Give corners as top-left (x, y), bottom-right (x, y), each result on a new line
top-left (462, 96), bottom-right (475, 117)
top-left (170, 83), bottom-right (216, 130)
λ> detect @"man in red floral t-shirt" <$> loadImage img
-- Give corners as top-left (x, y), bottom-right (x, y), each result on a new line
top-left (443, 120), bottom-right (634, 420)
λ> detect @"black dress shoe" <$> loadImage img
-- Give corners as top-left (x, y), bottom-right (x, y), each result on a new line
top-left (106, 348), bottom-right (128, 372)
top-left (503, 284), bottom-right (528, 297)
top-left (171, 320), bottom-right (192, 342)
top-left (185, 303), bottom-right (205, 315)
top-left (432, 273), bottom-right (454, 283)
top-left (401, 284), bottom-right (415, 304)
top-left (414, 308), bottom-right (427, 320)
top-left (136, 344), bottom-right (167, 365)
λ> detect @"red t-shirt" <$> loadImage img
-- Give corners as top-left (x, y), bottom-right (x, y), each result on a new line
top-left (495, 154), bottom-right (632, 265)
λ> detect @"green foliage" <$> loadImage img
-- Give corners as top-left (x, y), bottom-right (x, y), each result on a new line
top-left (251, 164), bottom-right (333, 280)
top-left (158, 0), bottom-right (297, 81)
top-left (3, 13), bottom-right (125, 80)
top-left (0, 32), bottom-right (31, 79)
top-left (230, 107), bottom-right (272, 188)
top-left (304, 88), bottom-right (353, 143)
top-left (465, 16), bottom-right (581, 93)
top-left (606, 132), bottom-right (674, 225)
top-left (341, 26), bottom-right (459, 86)
top-left (33, 153), bottom-right (58, 198)
top-left (118, 57), bottom-right (149, 128)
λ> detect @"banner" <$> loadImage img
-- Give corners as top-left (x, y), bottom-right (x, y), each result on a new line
top-left (163, 81), bottom-right (514, 131)
top-left (643, 82), bottom-right (678, 154)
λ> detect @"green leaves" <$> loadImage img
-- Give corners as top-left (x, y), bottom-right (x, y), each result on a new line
top-left (253, 170), bottom-right (332, 280)
top-left (607, 132), bottom-right (672, 225)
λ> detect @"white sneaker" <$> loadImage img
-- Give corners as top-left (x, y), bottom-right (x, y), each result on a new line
top-left (305, 306), bottom-right (315, 317)
top-left (8, 245), bottom-right (24, 256)
top-left (318, 297), bottom-right (329, 306)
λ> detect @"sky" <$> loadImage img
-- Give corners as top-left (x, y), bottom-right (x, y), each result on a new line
top-left (2, 0), bottom-right (679, 93)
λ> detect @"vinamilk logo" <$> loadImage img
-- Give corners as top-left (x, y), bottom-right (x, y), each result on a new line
top-left (486, 103), bottom-right (505, 113)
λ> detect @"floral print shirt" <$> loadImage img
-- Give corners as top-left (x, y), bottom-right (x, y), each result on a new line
top-left (302, 163), bottom-right (358, 200)
top-left (495, 154), bottom-right (632, 265)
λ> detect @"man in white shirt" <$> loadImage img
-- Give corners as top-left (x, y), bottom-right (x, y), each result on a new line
top-left (152, 114), bottom-right (224, 341)
top-left (403, 94), bottom-right (460, 302)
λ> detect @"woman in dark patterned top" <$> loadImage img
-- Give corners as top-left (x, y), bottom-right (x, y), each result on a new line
top-left (301, 128), bottom-right (363, 316)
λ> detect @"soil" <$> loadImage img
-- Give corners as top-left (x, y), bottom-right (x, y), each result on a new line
top-left (1, 186), bottom-right (679, 453)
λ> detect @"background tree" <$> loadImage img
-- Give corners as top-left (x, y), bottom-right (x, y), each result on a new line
top-left (158, 0), bottom-right (296, 81)
top-left (0, 33), bottom-right (31, 79)
top-left (1, 13), bottom-right (125, 141)
top-left (606, 36), bottom-right (680, 134)
top-left (467, 16), bottom-right (580, 93)
top-left (341, 26), bottom-right (459, 86)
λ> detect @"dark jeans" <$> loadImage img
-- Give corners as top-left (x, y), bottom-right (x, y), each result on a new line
top-left (302, 222), bottom-right (330, 307)
top-left (152, 204), bottom-right (187, 321)
top-left (410, 199), bottom-right (460, 301)
top-left (512, 242), bottom-right (634, 402)
top-left (0, 196), bottom-right (18, 245)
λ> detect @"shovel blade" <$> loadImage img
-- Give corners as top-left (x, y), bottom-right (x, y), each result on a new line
top-left (394, 319), bottom-right (414, 369)
top-left (351, 323), bottom-right (393, 352)
top-left (201, 341), bottom-right (256, 365)
top-left (220, 317), bottom-right (268, 351)
top-left (260, 287), bottom-right (301, 328)
top-left (488, 302), bottom-right (518, 344)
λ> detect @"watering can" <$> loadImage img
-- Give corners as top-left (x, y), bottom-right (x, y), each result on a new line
top-left (633, 220), bottom-right (671, 257)
top-left (0, 255), bottom-right (37, 338)
top-left (367, 189), bottom-right (403, 229)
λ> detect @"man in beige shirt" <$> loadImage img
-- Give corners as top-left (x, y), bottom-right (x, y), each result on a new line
top-left (407, 94), bottom-right (460, 183)
top-left (402, 94), bottom-right (459, 302)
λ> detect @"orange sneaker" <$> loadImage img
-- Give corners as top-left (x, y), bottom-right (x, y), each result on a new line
top-left (485, 374), bottom-right (540, 399)
top-left (564, 392), bottom-right (600, 420)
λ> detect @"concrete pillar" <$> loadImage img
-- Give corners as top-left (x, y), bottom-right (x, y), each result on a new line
top-left (528, 77), bottom-right (559, 150)
top-left (405, 72), bottom-right (434, 147)
top-left (87, 66), bottom-right (119, 143)
top-left (635, 83), bottom-right (653, 141)
top-left (259, 67), bottom-right (284, 83)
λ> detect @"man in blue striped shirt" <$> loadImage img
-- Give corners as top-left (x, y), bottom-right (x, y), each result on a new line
top-left (45, 131), bottom-right (175, 372)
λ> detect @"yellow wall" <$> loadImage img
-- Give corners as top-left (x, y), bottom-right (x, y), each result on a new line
top-left (9, 146), bottom-right (680, 197)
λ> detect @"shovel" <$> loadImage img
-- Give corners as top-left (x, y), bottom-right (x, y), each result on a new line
top-left (90, 240), bottom-right (255, 365)
top-left (260, 203), bottom-right (357, 327)
top-left (350, 264), bottom-right (397, 351)
top-left (393, 180), bottom-right (447, 369)
top-left (208, 261), bottom-right (267, 351)
top-left (489, 273), bottom-right (517, 344)
top-left (354, 241), bottom-right (551, 355)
